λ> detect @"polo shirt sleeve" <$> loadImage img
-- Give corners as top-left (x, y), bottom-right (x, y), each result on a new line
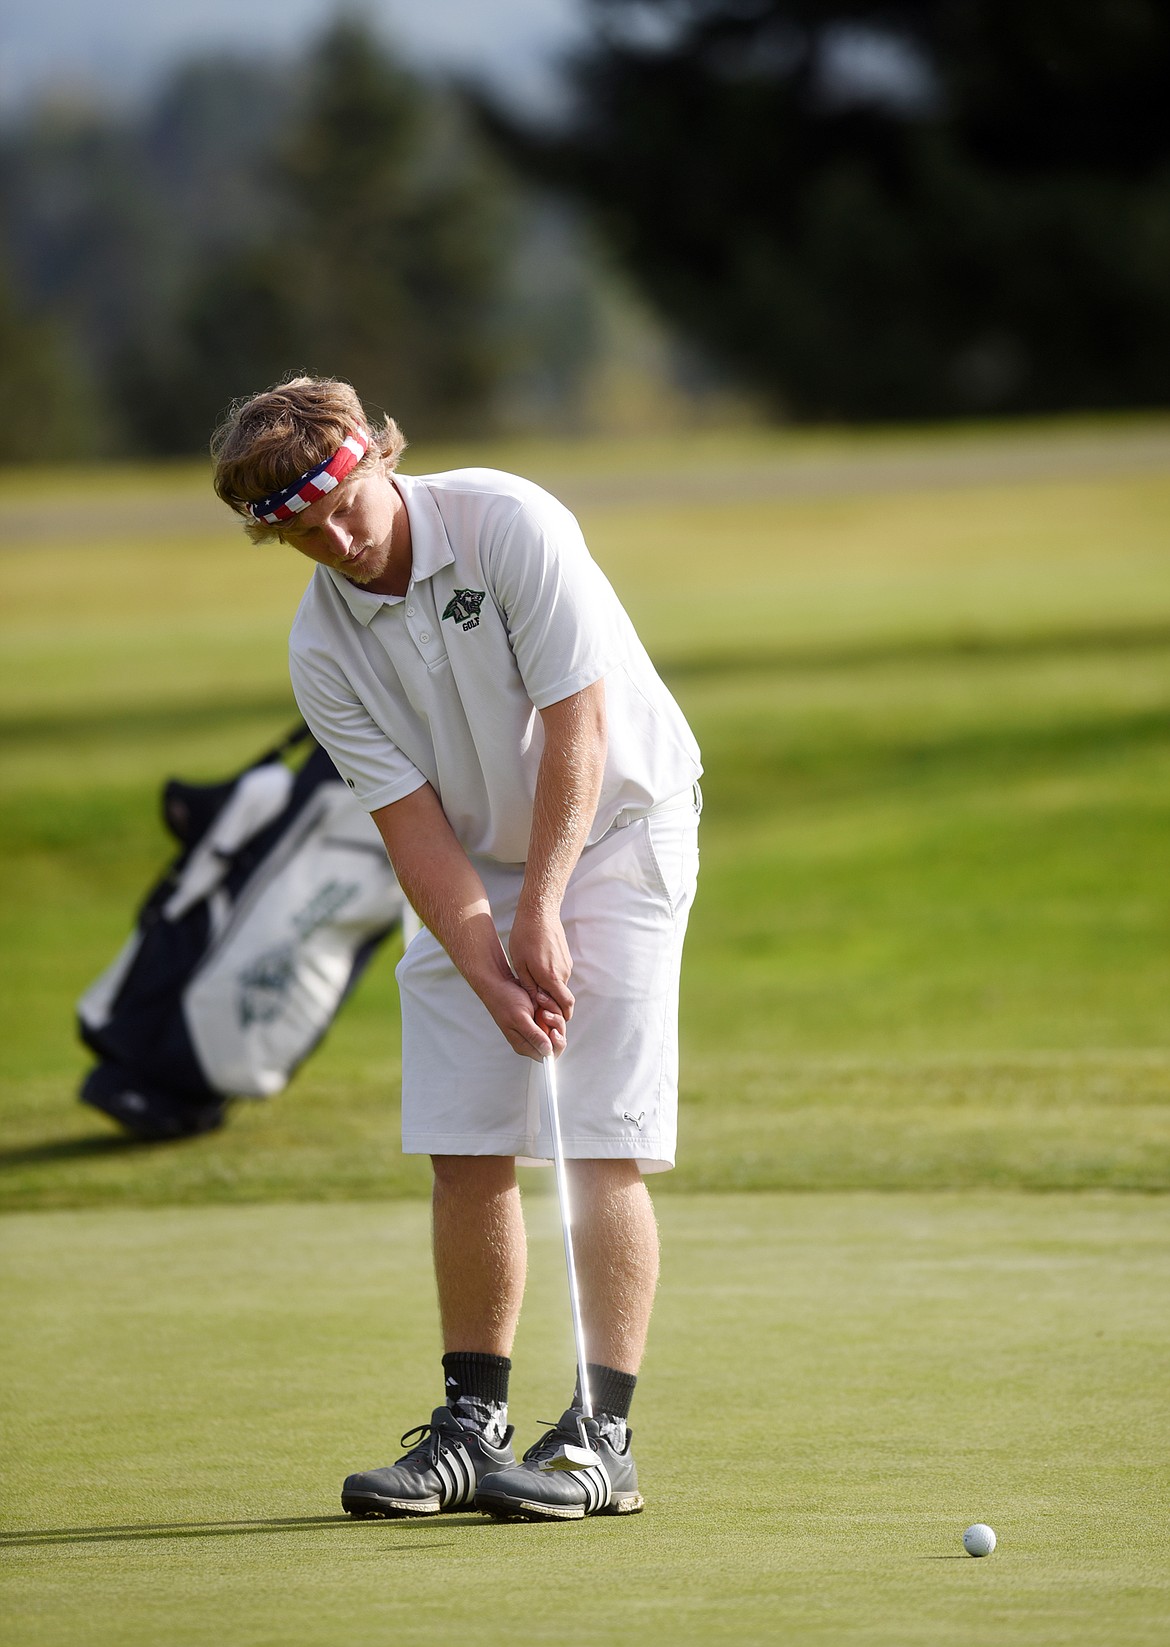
top-left (486, 494), bottom-right (627, 710)
top-left (289, 642), bottom-right (429, 814)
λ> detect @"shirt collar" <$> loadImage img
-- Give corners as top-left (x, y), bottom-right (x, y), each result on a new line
top-left (322, 472), bottom-right (456, 627)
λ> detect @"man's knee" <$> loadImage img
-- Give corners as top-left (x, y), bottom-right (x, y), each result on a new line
top-left (568, 1158), bottom-right (644, 1196)
top-left (431, 1154), bottom-right (517, 1197)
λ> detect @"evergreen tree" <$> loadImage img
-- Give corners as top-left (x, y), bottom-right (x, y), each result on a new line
top-left (271, 17), bottom-right (505, 434)
top-left (0, 25), bottom-right (510, 457)
top-left (0, 262), bottom-right (105, 458)
top-left (133, 17), bottom-right (508, 451)
top-left (476, 0), bottom-right (1170, 418)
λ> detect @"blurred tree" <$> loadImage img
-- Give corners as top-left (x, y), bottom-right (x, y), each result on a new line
top-left (121, 18), bottom-right (509, 450)
top-left (475, 0), bottom-right (1170, 418)
top-left (114, 247), bottom-right (302, 454)
top-left (0, 61), bottom-right (289, 458)
top-left (0, 24), bottom-right (511, 457)
top-left (1, 15), bottom-right (765, 460)
top-left (0, 100), bottom-right (164, 449)
top-left (272, 16), bottom-right (506, 435)
top-left (0, 261), bottom-right (106, 458)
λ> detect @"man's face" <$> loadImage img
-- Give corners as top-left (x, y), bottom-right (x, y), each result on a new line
top-left (277, 466), bottom-right (401, 588)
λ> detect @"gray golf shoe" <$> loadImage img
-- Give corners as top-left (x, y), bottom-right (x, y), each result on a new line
top-left (475, 1408), bottom-right (644, 1521)
top-left (342, 1406), bottom-right (516, 1518)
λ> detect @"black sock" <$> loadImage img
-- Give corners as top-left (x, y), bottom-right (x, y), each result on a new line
top-left (442, 1351), bottom-right (510, 1445)
top-left (572, 1362), bottom-right (636, 1446)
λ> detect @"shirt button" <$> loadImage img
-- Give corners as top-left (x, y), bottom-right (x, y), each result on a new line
top-left (419, 631), bottom-right (430, 643)
top-left (406, 606), bottom-right (415, 616)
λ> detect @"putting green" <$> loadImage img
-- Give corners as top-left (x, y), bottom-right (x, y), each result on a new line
top-left (2, 1192), bottom-right (1166, 1646)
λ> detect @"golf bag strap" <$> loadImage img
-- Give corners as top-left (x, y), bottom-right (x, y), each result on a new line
top-left (259, 722), bottom-right (315, 765)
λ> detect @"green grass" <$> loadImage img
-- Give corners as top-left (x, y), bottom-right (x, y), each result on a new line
top-left (2, 421), bottom-right (1169, 1645)
top-left (3, 421), bottom-right (1169, 1205)
top-left (3, 1193), bottom-right (1167, 1647)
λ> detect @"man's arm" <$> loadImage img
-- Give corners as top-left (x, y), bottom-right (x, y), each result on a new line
top-left (371, 784), bottom-right (565, 1061)
top-left (507, 679), bottom-right (608, 1020)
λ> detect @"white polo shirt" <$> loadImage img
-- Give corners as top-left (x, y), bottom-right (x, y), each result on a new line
top-left (288, 468), bottom-right (701, 866)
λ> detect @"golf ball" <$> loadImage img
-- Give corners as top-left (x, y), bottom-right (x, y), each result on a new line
top-left (963, 1523), bottom-right (997, 1558)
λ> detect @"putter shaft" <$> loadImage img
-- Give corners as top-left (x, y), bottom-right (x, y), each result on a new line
top-left (542, 1053), bottom-right (593, 1419)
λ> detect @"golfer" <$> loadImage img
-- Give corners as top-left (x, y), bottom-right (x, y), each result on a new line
top-left (211, 377), bottom-right (701, 1521)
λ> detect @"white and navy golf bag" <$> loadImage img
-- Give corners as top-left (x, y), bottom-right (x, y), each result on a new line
top-left (77, 725), bottom-right (409, 1140)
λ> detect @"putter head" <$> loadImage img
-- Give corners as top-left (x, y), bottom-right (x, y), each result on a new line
top-left (539, 1441), bottom-right (603, 1473)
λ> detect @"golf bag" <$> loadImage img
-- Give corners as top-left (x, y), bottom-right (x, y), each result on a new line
top-left (77, 725), bottom-right (409, 1140)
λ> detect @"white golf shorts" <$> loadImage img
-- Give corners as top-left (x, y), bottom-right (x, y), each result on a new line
top-left (396, 786), bottom-right (700, 1173)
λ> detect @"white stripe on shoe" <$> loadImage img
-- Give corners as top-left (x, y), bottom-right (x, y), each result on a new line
top-left (436, 1441), bottom-right (475, 1507)
top-left (580, 1462), bottom-right (612, 1513)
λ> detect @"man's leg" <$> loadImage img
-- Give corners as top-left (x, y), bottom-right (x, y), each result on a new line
top-left (432, 1155), bottom-right (655, 1372)
top-left (432, 1154), bottom-right (525, 1441)
top-left (569, 1158), bottom-right (659, 1374)
top-left (340, 1154), bottom-right (525, 1519)
top-left (473, 1156), bottom-right (655, 1520)
top-left (431, 1154), bottom-right (527, 1354)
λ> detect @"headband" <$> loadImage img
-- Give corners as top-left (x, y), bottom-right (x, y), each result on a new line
top-left (247, 429), bottom-right (370, 524)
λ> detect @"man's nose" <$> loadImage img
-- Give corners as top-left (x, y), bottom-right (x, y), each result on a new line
top-left (325, 520), bottom-right (353, 556)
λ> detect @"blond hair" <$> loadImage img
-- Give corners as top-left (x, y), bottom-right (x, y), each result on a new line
top-left (211, 376), bottom-right (407, 542)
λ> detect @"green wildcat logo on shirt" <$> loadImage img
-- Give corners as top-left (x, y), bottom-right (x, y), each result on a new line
top-left (442, 589), bottom-right (486, 631)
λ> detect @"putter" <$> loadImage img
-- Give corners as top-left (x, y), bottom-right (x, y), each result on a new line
top-left (539, 1052), bottom-right (602, 1473)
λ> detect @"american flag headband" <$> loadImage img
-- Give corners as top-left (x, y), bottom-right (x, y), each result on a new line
top-left (247, 430), bottom-right (370, 525)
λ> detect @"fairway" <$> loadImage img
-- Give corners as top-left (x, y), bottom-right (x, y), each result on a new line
top-left (2, 419), bottom-right (1169, 1204)
top-left (1, 420), bottom-right (1169, 1644)
top-left (2, 1193), bottom-right (1167, 1647)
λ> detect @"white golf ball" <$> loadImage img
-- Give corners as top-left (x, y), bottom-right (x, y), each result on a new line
top-left (963, 1523), bottom-right (997, 1557)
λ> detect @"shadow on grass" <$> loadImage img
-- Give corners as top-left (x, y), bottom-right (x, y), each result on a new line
top-left (3, 621), bottom-right (1170, 749)
top-left (0, 1513), bottom-right (500, 1549)
top-left (0, 1133), bottom-right (161, 1169)
top-left (658, 620), bottom-right (1170, 685)
top-left (0, 691), bottom-right (298, 748)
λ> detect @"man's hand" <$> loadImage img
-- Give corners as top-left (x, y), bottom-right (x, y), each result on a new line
top-left (479, 965), bottom-right (567, 1061)
top-left (508, 904), bottom-right (575, 1024)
